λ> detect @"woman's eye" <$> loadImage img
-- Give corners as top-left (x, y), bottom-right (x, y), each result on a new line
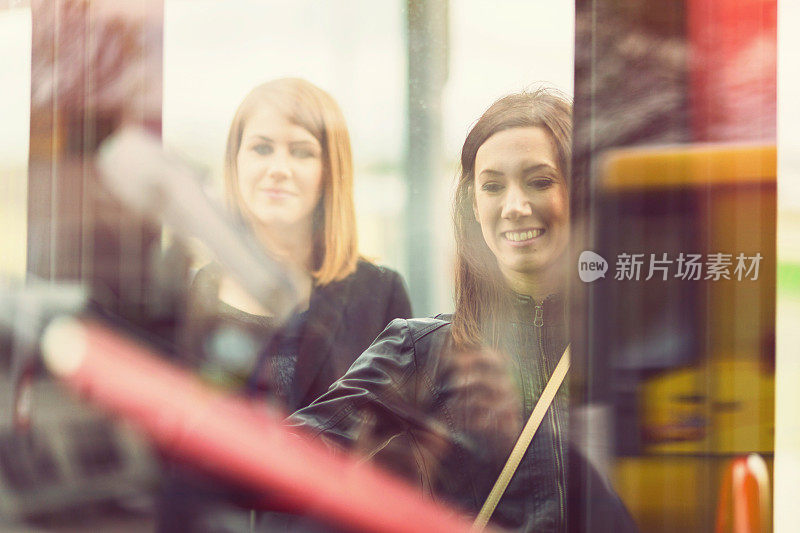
top-left (292, 147), bottom-right (317, 159)
top-left (252, 144), bottom-right (272, 155)
top-left (529, 178), bottom-right (554, 190)
top-left (481, 182), bottom-right (503, 193)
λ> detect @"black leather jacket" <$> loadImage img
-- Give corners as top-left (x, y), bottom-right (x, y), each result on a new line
top-left (288, 294), bottom-right (573, 532)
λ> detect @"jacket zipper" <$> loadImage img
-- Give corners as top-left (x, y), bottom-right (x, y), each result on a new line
top-left (535, 300), bottom-right (566, 528)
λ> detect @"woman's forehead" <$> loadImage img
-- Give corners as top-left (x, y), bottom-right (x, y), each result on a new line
top-left (241, 104), bottom-right (319, 144)
top-left (475, 127), bottom-right (558, 175)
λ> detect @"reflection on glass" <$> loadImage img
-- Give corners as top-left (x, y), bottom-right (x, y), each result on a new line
top-left (573, 1), bottom-right (776, 531)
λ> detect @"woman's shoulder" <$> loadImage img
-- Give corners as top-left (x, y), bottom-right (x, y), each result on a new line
top-left (351, 258), bottom-right (404, 284)
top-left (380, 315), bottom-right (452, 346)
top-left (324, 259), bottom-right (411, 317)
top-left (319, 259), bottom-right (403, 299)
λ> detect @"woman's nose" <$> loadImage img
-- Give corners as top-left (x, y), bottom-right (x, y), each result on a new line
top-left (501, 187), bottom-right (533, 220)
top-left (267, 151), bottom-right (291, 180)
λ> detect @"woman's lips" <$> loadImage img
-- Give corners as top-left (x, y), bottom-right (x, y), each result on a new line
top-left (258, 188), bottom-right (294, 200)
top-left (502, 228), bottom-right (545, 246)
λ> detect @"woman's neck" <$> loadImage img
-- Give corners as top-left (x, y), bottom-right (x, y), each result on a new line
top-left (253, 222), bottom-right (315, 274)
top-left (502, 265), bottom-right (566, 302)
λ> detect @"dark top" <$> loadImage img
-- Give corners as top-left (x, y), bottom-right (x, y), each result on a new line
top-left (246, 309), bottom-right (307, 400)
top-left (287, 294), bottom-right (637, 532)
top-left (157, 259), bottom-right (412, 532)
top-left (183, 259), bottom-right (412, 410)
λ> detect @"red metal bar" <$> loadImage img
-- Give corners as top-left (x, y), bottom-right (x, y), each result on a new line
top-left (41, 318), bottom-right (474, 533)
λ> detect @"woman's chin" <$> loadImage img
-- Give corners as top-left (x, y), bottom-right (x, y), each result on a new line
top-left (499, 256), bottom-right (566, 286)
top-left (251, 213), bottom-right (307, 232)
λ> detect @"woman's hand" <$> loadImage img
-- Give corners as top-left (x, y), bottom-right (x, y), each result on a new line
top-left (440, 346), bottom-right (524, 453)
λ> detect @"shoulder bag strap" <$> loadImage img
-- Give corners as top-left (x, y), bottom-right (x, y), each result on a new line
top-left (472, 344), bottom-right (571, 531)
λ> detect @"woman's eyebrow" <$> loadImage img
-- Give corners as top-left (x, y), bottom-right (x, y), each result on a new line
top-left (243, 135), bottom-right (319, 147)
top-left (478, 163), bottom-right (559, 179)
top-left (244, 134), bottom-right (274, 143)
top-left (477, 168), bottom-right (504, 179)
top-left (523, 163), bottom-right (558, 174)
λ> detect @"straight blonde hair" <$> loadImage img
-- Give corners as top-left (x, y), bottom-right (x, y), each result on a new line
top-left (224, 78), bottom-right (359, 285)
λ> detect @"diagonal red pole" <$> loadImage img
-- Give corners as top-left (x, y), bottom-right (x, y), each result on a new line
top-left (41, 318), bottom-right (476, 533)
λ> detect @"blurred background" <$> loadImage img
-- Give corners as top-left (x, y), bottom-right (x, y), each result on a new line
top-left (570, 1), bottom-right (793, 531)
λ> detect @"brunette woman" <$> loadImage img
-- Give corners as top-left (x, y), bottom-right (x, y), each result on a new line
top-left (286, 89), bottom-right (636, 532)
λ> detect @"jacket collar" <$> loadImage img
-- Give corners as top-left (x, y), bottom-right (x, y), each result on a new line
top-left (510, 291), bottom-right (567, 327)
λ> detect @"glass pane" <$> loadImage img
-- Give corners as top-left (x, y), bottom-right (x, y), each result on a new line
top-left (573, 0), bottom-right (777, 530)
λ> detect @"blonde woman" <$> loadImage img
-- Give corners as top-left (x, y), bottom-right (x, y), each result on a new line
top-left (188, 77), bottom-right (411, 407)
top-left (160, 78), bottom-right (411, 532)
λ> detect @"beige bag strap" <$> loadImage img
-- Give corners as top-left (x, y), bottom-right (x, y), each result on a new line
top-left (471, 344), bottom-right (571, 531)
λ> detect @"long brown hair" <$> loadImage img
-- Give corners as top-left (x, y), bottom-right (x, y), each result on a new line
top-left (451, 88), bottom-right (572, 347)
top-left (224, 78), bottom-right (358, 285)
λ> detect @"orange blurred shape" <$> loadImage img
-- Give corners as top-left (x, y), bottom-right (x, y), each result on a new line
top-left (715, 454), bottom-right (771, 533)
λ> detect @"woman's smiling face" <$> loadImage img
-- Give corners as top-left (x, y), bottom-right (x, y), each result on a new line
top-left (473, 126), bottom-right (570, 291)
top-left (235, 104), bottom-right (324, 235)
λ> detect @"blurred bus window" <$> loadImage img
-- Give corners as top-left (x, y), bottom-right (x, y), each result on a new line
top-left (573, 1), bottom-right (780, 530)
